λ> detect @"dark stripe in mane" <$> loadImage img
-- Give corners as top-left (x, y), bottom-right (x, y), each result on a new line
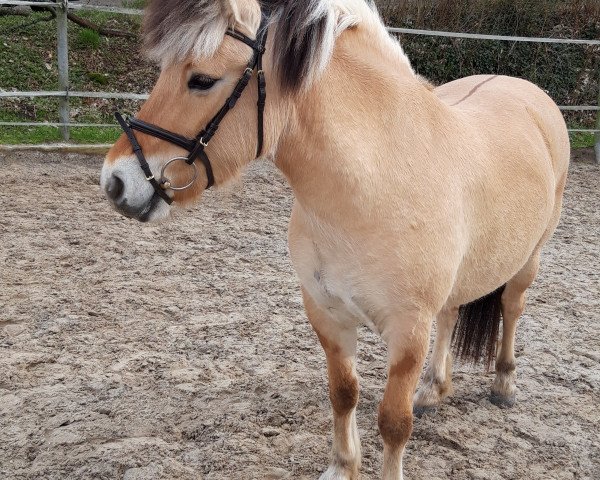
top-left (262, 0), bottom-right (332, 93)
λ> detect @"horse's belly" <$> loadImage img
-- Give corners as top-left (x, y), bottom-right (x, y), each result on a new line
top-left (450, 174), bottom-right (555, 303)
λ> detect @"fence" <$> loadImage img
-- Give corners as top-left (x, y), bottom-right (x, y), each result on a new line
top-left (1, 0), bottom-right (599, 161)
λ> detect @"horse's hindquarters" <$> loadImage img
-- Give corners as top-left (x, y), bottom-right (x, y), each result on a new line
top-left (438, 75), bottom-right (570, 304)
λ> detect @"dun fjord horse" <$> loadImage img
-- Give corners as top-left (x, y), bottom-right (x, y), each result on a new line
top-left (100, 1), bottom-right (570, 478)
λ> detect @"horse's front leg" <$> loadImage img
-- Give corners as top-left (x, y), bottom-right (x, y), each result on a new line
top-left (302, 288), bottom-right (361, 480)
top-left (379, 312), bottom-right (431, 480)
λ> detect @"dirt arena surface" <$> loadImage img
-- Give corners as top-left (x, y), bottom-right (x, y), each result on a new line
top-left (1, 152), bottom-right (598, 480)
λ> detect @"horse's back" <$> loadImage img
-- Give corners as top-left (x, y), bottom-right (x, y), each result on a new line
top-left (435, 75), bottom-right (570, 180)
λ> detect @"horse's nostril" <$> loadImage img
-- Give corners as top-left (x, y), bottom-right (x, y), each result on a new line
top-left (106, 175), bottom-right (125, 201)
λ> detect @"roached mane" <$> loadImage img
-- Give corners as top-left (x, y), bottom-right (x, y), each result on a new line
top-left (143, 0), bottom-right (396, 93)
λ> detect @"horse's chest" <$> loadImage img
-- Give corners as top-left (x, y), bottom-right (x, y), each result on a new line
top-left (300, 255), bottom-right (378, 331)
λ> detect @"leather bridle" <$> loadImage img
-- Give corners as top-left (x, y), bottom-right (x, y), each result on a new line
top-left (114, 13), bottom-right (269, 205)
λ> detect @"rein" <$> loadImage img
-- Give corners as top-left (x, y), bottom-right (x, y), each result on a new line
top-left (114, 13), bottom-right (269, 205)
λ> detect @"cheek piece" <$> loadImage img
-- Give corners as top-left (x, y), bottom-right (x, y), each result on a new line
top-left (114, 12), bottom-right (269, 206)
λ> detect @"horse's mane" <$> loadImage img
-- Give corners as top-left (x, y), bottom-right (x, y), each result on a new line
top-left (143, 0), bottom-right (410, 93)
top-left (144, 0), bottom-right (229, 65)
top-left (262, 0), bottom-right (361, 92)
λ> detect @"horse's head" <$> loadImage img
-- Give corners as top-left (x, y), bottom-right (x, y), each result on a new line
top-left (101, 0), bottom-right (367, 222)
top-left (101, 0), bottom-right (271, 221)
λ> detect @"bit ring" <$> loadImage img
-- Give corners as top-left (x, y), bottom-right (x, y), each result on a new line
top-left (160, 157), bottom-right (199, 191)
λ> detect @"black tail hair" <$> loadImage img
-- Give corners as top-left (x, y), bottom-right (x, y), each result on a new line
top-left (453, 285), bottom-right (506, 368)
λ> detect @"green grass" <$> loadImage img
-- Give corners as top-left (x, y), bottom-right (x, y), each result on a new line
top-left (0, 16), bottom-right (60, 91)
top-left (0, 126), bottom-right (63, 144)
top-left (569, 130), bottom-right (597, 149)
top-left (0, 104), bottom-right (120, 143)
top-left (71, 127), bottom-right (121, 143)
top-left (0, 126), bottom-right (119, 144)
top-left (0, 9), bottom-right (146, 145)
top-left (87, 72), bottom-right (109, 85)
top-left (76, 28), bottom-right (101, 50)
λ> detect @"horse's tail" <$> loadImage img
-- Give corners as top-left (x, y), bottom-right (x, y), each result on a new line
top-left (452, 285), bottom-right (506, 368)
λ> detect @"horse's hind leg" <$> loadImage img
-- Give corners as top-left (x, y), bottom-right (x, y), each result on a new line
top-left (302, 289), bottom-right (361, 480)
top-left (413, 306), bottom-right (458, 416)
top-left (492, 171), bottom-right (567, 407)
top-left (491, 252), bottom-right (540, 407)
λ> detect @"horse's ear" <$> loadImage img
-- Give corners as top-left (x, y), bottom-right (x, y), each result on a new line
top-left (220, 0), bottom-right (262, 33)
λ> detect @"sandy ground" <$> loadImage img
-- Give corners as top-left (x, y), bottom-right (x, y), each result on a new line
top-left (0, 152), bottom-right (598, 480)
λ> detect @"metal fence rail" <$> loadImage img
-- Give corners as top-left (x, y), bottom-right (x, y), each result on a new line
top-left (0, 91), bottom-right (149, 100)
top-left (1, 0), bottom-right (599, 159)
top-left (387, 27), bottom-right (600, 46)
top-left (1, 0), bottom-right (143, 15)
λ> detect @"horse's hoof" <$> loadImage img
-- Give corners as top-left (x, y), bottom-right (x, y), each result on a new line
top-left (413, 405), bottom-right (438, 418)
top-left (490, 391), bottom-right (516, 408)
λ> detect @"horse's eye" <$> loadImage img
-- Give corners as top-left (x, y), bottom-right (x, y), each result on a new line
top-left (188, 74), bottom-right (217, 91)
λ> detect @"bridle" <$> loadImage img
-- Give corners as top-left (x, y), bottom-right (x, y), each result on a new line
top-left (114, 13), bottom-right (269, 205)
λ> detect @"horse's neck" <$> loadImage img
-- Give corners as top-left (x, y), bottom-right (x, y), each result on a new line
top-left (274, 25), bottom-right (435, 222)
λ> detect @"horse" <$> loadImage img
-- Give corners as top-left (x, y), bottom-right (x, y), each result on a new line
top-left (100, 1), bottom-right (570, 478)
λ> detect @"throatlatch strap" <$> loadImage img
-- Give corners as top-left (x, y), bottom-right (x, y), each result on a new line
top-left (187, 142), bottom-right (215, 188)
top-left (114, 113), bottom-right (173, 205)
top-left (200, 66), bottom-right (255, 147)
top-left (256, 71), bottom-right (266, 157)
top-left (255, 24), bottom-right (268, 157)
top-left (226, 17), bottom-right (269, 158)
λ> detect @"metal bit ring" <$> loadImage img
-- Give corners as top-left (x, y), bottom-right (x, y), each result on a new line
top-left (159, 157), bottom-right (199, 191)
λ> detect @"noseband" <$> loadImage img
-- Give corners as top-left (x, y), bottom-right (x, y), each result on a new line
top-left (114, 14), bottom-right (269, 205)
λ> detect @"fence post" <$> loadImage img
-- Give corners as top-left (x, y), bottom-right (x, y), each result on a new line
top-left (596, 88), bottom-right (600, 164)
top-left (57, 0), bottom-right (70, 141)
